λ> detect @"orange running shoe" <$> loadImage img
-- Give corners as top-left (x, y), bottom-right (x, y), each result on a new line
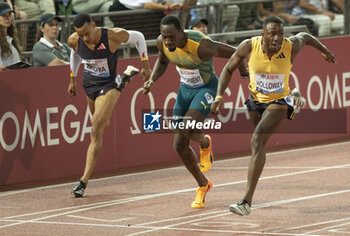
top-left (191, 179), bottom-right (213, 209)
top-left (199, 135), bottom-right (214, 173)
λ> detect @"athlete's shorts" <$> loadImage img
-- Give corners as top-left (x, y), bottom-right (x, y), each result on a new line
top-left (173, 77), bottom-right (218, 120)
top-left (244, 95), bottom-right (296, 120)
top-left (83, 79), bottom-right (123, 101)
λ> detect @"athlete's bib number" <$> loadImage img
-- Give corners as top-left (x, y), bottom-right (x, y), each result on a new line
top-left (82, 58), bottom-right (110, 78)
top-left (255, 73), bottom-right (284, 94)
top-left (176, 67), bottom-right (204, 88)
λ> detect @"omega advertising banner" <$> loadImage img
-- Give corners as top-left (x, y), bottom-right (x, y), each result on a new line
top-left (0, 36), bottom-right (349, 185)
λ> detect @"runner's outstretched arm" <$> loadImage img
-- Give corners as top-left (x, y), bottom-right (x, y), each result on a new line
top-left (143, 36), bottom-right (170, 94)
top-left (289, 32), bottom-right (335, 64)
top-left (211, 39), bottom-right (251, 114)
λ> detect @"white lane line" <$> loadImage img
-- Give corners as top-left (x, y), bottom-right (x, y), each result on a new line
top-left (304, 221), bottom-right (350, 234)
top-left (214, 166), bottom-right (350, 169)
top-left (137, 210), bottom-right (222, 226)
top-left (66, 215), bottom-right (134, 223)
top-left (0, 218), bottom-right (322, 236)
top-left (3, 163), bottom-right (350, 223)
top-left (0, 140), bottom-right (349, 198)
top-left (271, 217), bottom-right (350, 233)
top-left (1, 189), bottom-right (348, 235)
top-left (213, 163), bottom-right (350, 189)
top-left (136, 189), bottom-right (350, 231)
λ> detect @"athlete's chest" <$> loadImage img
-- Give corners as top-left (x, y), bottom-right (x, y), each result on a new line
top-left (166, 48), bottom-right (201, 68)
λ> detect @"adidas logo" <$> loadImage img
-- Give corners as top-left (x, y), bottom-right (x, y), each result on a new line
top-left (97, 43), bottom-right (106, 50)
top-left (277, 52), bottom-right (285, 59)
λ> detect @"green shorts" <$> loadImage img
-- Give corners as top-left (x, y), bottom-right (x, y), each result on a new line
top-left (173, 76), bottom-right (218, 120)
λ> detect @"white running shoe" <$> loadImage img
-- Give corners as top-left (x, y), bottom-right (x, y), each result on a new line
top-left (229, 200), bottom-right (251, 216)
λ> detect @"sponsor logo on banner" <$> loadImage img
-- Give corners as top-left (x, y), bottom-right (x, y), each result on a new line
top-left (143, 112), bottom-right (161, 131)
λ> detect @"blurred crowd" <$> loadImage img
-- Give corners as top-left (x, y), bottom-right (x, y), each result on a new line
top-left (0, 0), bottom-right (346, 69)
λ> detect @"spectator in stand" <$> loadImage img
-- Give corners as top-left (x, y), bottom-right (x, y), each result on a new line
top-left (257, 1), bottom-right (318, 36)
top-left (0, 2), bottom-right (23, 70)
top-left (3, 0), bottom-right (27, 20)
top-left (15, 0), bottom-right (55, 19)
top-left (291, 0), bottom-right (344, 36)
top-left (15, 0), bottom-right (56, 51)
top-left (72, 0), bottom-right (112, 14)
top-left (188, 17), bottom-right (208, 35)
top-left (32, 13), bottom-right (71, 67)
top-left (230, 1), bottom-right (261, 31)
top-left (55, 0), bottom-right (74, 16)
top-left (109, 0), bottom-right (183, 13)
top-left (72, 0), bottom-right (114, 27)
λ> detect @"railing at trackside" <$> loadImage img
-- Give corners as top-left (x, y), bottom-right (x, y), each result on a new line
top-left (23, 24), bottom-right (310, 63)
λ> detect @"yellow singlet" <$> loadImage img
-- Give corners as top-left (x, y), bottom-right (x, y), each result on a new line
top-left (163, 30), bottom-right (216, 87)
top-left (248, 36), bottom-right (292, 103)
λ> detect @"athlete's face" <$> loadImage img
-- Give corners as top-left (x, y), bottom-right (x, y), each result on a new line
top-left (75, 22), bottom-right (96, 44)
top-left (161, 24), bottom-right (182, 52)
top-left (262, 22), bottom-right (284, 53)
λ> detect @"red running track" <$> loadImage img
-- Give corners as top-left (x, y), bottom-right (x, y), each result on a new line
top-left (0, 140), bottom-right (349, 235)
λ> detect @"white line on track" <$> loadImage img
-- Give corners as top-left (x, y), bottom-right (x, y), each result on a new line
top-left (130, 189), bottom-right (350, 235)
top-left (4, 162), bottom-right (350, 222)
top-left (66, 215), bottom-right (134, 223)
top-left (0, 218), bottom-right (322, 236)
top-left (304, 221), bottom-right (350, 234)
top-left (1, 187), bottom-right (348, 234)
top-left (271, 217), bottom-right (350, 233)
top-left (0, 140), bottom-right (349, 199)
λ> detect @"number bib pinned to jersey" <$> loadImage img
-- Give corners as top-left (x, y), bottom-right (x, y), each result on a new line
top-left (176, 67), bottom-right (204, 88)
top-left (255, 73), bottom-right (284, 94)
top-left (82, 58), bottom-right (110, 77)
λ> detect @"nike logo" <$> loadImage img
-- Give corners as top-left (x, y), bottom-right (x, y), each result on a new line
top-left (201, 101), bottom-right (207, 110)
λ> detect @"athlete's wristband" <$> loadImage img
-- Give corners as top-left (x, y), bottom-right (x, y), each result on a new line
top-left (70, 72), bottom-right (76, 78)
top-left (215, 95), bottom-right (223, 100)
top-left (141, 52), bottom-right (148, 61)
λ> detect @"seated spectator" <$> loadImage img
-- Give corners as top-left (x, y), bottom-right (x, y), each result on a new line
top-left (0, 2), bottom-right (23, 71)
top-left (109, 0), bottom-right (183, 12)
top-left (32, 13), bottom-right (71, 67)
top-left (15, 0), bottom-right (55, 19)
top-left (291, 0), bottom-right (344, 36)
top-left (188, 18), bottom-right (208, 35)
top-left (257, 1), bottom-right (318, 36)
top-left (54, 0), bottom-right (74, 16)
top-left (229, 1), bottom-right (262, 31)
top-left (15, 0), bottom-right (56, 51)
top-left (72, 0), bottom-right (111, 14)
top-left (72, 0), bottom-right (113, 27)
top-left (2, 0), bottom-right (27, 20)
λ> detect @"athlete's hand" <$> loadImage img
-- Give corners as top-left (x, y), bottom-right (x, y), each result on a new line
top-left (291, 88), bottom-right (306, 109)
top-left (141, 68), bottom-right (152, 81)
top-left (294, 96), bottom-right (306, 109)
top-left (322, 49), bottom-right (335, 64)
top-left (143, 79), bottom-right (154, 94)
top-left (67, 78), bottom-right (76, 97)
top-left (211, 98), bottom-right (223, 115)
top-left (141, 60), bottom-right (152, 81)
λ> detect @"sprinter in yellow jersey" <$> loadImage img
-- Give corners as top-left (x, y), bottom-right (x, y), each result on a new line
top-left (212, 16), bottom-right (335, 216)
top-left (143, 15), bottom-right (248, 209)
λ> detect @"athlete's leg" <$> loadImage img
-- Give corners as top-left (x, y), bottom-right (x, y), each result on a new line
top-left (80, 89), bottom-right (121, 183)
top-left (248, 111), bottom-right (261, 127)
top-left (86, 96), bottom-right (95, 115)
top-left (173, 109), bottom-right (208, 187)
top-left (243, 104), bottom-right (288, 205)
